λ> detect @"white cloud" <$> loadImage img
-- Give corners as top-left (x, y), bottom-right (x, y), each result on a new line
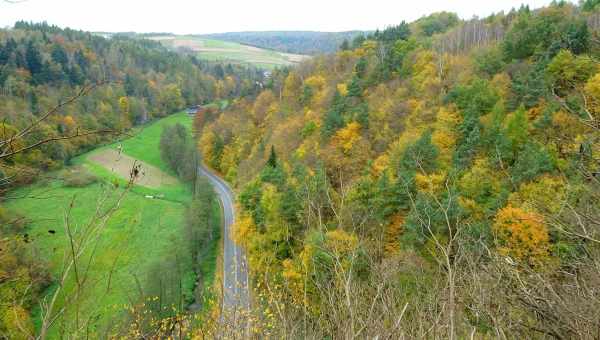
top-left (0, 0), bottom-right (560, 34)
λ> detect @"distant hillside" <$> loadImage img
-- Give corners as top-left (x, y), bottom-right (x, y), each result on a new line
top-left (200, 31), bottom-right (366, 55)
top-left (146, 35), bottom-right (310, 69)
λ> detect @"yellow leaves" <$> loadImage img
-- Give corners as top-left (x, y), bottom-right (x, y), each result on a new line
top-left (406, 98), bottom-right (434, 130)
top-left (431, 130), bottom-right (455, 163)
top-left (233, 213), bottom-right (256, 247)
top-left (62, 115), bottom-right (76, 129)
top-left (458, 197), bottom-right (485, 221)
top-left (384, 214), bottom-right (405, 256)
top-left (295, 143), bottom-right (307, 160)
top-left (199, 130), bottom-right (216, 163)
top-left (261, 184), bottom-right (280, 221)
top-left (493, 205), bottom-right (550, 263)
top-left (220, 141), bottom-right (240, 182)
top-left (585, 72), bottom-right (600, 98)
top-left (331, 122), bottom-right (362, 154)
top-left (303, 76), bottom-right (329, 109)
top-left (459, 158), bottom-right (501, 198)
top-left (281, 258), bottom-right (307, 308)
top-left (214, 80), bottom-right (226, 98)
top-left (283, 72), bottom-right (302, 103)
top-left (359, 40), bottom-right (378, 54)
top-left (584, 72), bottom-right (600, 118)
top-left (2, 305), bottom-right (34, 340)
top-left (337, 83), bottom-right (348, 96)
top-left (509, 175), bottom-right (567, 215)
top-left (490, 73), bottom-right (511, 99)
top-left (552, 110), bottom-right (579, 130)
top-left (118, 96), bottom-right (129, 115)
top-left (282, 259), bottom-right (302, 281)
top-left (252, 90), bottom-right (277, 126)
top-left (411, 49), bottom-right (441, 95)
top-left (415, 172), bottom-right (445, 194)
top-left (548, 50), bottom-right (597, 92)
top-left (432, 106), bottom-right (460, 168)
top-left (325, 229), bottom-right (359, 254)
top-left (436, 105), bottom-right (461, 128)
top-left (294, 249), bottom-right (314, 291)
top-left (389, 128), bottom-right (424, 167)
top-left (371, 153), bottom-right (389, 176)
top-left (549, 110), bottom-right (584, 156)
top-left (304, 75), bottom-right (326, 90)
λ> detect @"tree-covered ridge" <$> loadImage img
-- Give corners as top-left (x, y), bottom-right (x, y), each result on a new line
top-left (0, 21), bottom-right (264, 184)
top-left (198, 2), bottom-right (600, 338)
top-left (199, 31), bottom-right (367, 55)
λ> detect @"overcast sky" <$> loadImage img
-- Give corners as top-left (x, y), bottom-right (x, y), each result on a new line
top-left (1, 0), bottom-right (559, 34)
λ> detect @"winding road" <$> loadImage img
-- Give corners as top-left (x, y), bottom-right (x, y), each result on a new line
top-left (197, 165), bottom-right (249, 326)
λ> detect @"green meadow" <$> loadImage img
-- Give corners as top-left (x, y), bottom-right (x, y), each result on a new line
top-left (149, 35), bottom-right (308, 69)
top-left (5, 112), bottom-right (216, 337)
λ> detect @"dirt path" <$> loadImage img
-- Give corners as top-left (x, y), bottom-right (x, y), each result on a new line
top-left (88, 149), bottom-right (177, 188)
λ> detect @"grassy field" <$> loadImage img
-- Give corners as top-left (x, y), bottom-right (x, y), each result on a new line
top-left (5, 112), bottom-right (216, 337)
top-left (149, 35), bottom-right (309, 69)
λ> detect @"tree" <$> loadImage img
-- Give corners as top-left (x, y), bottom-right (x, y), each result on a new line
top-left (340, 39), bottom-right (350, 51)
top-left (506, 105), bottom-right (529, 152)
top-left (332, 122), bottom-right (362, 154)
top-left (25, 41), bottom-right (43, 84)
top-left (347, 75), bottom-right (363, 98)
top-left (50, 44), bottom-right (68, 67)
top-left (493, 205), bottom-right (550, 263)
top-left (160, 123), bottom-right (195, 181)
top-left (160, 84), bottom-right (185, 114)
top-left (415, 12), bottom-right (459, 37)
top-left (322, 90), bottom-right (346, 138)
top-left (267, 145), bottom-right (278, 168)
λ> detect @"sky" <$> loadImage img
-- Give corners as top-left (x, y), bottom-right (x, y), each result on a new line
top-left (1, 0), bottom-right (559, 34)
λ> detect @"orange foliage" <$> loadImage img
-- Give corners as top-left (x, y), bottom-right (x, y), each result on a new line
top-left (63, 115), bottom-right (76, 130)
top-left (493, 206), bottom-right (550, 263)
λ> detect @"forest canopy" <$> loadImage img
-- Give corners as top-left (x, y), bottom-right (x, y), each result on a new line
top-left (197, 2), bottom-right (600, 338)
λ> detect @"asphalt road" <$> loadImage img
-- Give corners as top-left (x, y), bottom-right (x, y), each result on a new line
top-left (197, 165), bottom-right (249, 324)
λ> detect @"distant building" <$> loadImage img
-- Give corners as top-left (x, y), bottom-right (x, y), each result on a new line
top-left (186, 105), bottom-right (201, 115)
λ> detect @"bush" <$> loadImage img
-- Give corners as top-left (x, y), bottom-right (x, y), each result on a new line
top-left (62, 166), bottom-right (98, 187)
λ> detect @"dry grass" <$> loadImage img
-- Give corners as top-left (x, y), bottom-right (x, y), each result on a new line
top-left (88, 149), bottom-right (177, 188)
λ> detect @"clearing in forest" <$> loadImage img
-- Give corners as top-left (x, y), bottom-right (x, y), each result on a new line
top-left (148, 35), bottom-right (310, 69)
top-left (87, 148), bottom-right (177, 188)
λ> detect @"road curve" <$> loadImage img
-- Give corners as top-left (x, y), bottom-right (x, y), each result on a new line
top-left (197, 165), bottom-right (249, 325)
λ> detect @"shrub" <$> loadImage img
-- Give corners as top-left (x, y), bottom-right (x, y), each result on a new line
top-left (62, 166), bottom-right (98, 187)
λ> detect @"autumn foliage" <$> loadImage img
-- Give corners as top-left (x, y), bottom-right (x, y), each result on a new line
top-left (493, 206), bottom-right (550, 263)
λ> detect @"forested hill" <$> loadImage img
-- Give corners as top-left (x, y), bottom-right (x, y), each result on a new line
top-left (198, 3), bottom-right (600, 338)
top-left (199, 31), bottom-right (366, 54)
top-left (0, 21), bottom-right (263, 185)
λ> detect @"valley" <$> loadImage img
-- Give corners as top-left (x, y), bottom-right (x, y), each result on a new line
top-left (4, 112), bottom-right (221, 337)
top-left (2, 1), bottom-right (600, 338)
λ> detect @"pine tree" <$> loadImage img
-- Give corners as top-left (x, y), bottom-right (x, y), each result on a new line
top-left (347, 75), bottom-right (363, 98)
top-left (267, 145), bottom-right (278, 168)
top-left (25, 41), bottom-right (43, 84)
top-left (322, 90), bottom-right (346, 137)
top-left (340, 39), bottom-right (350, 51)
